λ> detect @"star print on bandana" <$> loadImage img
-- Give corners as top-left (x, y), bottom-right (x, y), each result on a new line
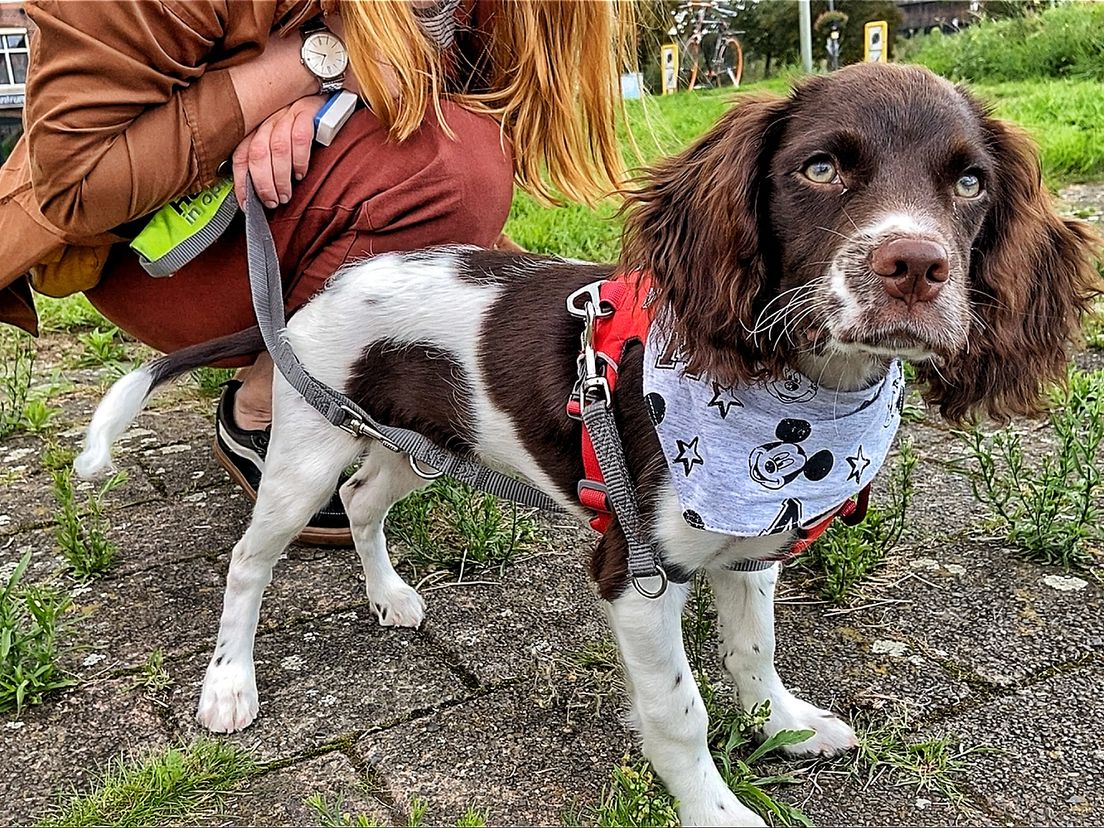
top-left (846, 445), bottom-right (871, 483)
top-left (707, 382), bottom-right (743, 419)
top-left (674, 436), bottom-right (704, 476)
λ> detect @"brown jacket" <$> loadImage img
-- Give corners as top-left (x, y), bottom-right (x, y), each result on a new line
top-left (0, 0), bottom-right (333, 334)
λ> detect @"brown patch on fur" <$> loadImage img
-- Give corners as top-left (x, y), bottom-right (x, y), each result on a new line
top-left (618, 95), bottom-right (792, 387)
top-left (346, 341), bottom-right (477, 454)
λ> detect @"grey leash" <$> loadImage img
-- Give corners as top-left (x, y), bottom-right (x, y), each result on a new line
top-left (242, 174), bottom-right (560, 511)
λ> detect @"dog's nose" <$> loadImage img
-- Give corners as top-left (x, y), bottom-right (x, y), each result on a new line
top-left (871, 238), bottom-right (949, 303)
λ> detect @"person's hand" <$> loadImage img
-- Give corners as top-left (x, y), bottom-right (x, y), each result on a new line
top-left (232, 95), bottom-right (327, 208)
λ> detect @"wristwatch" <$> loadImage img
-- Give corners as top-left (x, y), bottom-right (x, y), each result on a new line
top-left (299, 19), bottom-right (349, 95)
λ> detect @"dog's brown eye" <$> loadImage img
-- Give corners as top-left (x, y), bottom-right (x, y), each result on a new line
top-left (955, 173), bottom-right (982, 198)
top-left (803, 158), bottom-right (839, 185)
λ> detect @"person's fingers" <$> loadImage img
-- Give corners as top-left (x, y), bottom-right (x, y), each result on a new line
top-left (232, 135), bottom-right (252, 206)
top-left (268, 114), bottom-right (295, 205)
top-left (248, 119), bottom-right (279, 208)
top-left (290, 105), bottom-right (315, 182)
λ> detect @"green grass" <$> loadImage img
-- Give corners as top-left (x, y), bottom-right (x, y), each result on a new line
top-left (40, 740), bottom-right (257, 827)
top-left (131, 650), bottom-right (171, 694)
top-left (0, 327), bottom-right (37, 440)
top-left (0, 551), bottom-right (74, 714)
top-left (37, 294), bottom-right (108, 333)
top-left (385, 479), bottom-right (544, 580)
top-left (51, 465), bottom-right (128, 580)
top-left (906, 3), bottom-right (1104, 84)
top-left (306, 794), bottom-right (488, 828)
top-left (585, 696), bottom-right (812, 827)
top-left (190, 366), bottom-right (236, 397)
top-left (77, 326), bottom-right (130, 371)
top-left (955, 367), bottom-right (1104, 571)
top-left (847, 708), bottom-right (992, 802)
top-left (798, 438), bottom-right (918, 605)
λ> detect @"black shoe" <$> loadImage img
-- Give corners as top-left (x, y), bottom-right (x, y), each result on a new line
top-left (214, 380), bottom-right (353, 546)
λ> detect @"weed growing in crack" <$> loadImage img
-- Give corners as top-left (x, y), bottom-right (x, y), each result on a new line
top-left (0, 551), bottom-right (73, 714)
top-left (587, 694), bottom-right (812, 828)
top-left (533, 638), bottom-right (622, 720)
top-left (798, 438), bottom-right (918, 604)
top-left (0, 328), bottom-right (35, 440)
top-left (131, 649), bottom-right (171, 694)
top-left (386, 479), bottom-right (543, 580)
top-left (41, 739), bottom-right (257, 826)
top-left (51, 465), bottom-right (127, 579)
top-left (306, 795), bottom-right (488, 828)
top-left (846, 707), bottom-right (992, 802)
top-left (955, 367), bottom-right (1104, 570)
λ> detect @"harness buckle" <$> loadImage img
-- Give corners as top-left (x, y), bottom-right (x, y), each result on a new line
top-left (566, 280), bottom-right (613, 319)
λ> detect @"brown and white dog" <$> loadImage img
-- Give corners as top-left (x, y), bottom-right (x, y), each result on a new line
top-left (77, 64), bottom-right (1099, 826)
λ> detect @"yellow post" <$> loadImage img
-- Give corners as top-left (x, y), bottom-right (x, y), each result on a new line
top-left (864, 21), bottom-right (888, 63)
top-left (661, 43), bottom-right (679, 95)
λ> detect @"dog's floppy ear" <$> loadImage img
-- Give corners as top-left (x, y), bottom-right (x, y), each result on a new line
top-left (619, 95), bottom-right (791, 385)
top-left (917, 113), bottom-right (1102, 423)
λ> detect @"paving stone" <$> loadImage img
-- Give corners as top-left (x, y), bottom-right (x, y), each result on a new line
top-left (65, 543), bottom-right (374, 673)
top-left (358, 686), bottom-right (633, 826)
top-left (170, 611), bottom-right (472, 762)
top-left (786, 539), bottom-right (1104, 693)
top-left (779, 772), bottom-right (1000, 827)
top-left (0, 679), bottom-right (172, 825)
top-left (415, 527), bottom-right (611, 686)
top-left (208, 752), bottom-right (390, 827)
top-left (942, 661), bottom-right (1104, 826)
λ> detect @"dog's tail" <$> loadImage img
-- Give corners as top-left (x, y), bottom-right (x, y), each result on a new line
top-left (74, 327), bottom-right (265, 479)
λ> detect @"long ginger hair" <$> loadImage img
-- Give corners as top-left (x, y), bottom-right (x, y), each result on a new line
top-left (340, 0), bottom-right (636, 206)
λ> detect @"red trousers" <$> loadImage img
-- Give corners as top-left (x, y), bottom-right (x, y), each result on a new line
top-left (86, 102), bottom-right (513, 357)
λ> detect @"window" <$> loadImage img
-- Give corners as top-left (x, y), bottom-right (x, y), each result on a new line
top-left (0, 28), bottom-right (29, 89)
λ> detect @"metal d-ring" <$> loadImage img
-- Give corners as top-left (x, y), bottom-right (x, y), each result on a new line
top-left (631, 566), bottom-right (669, 599)
top-left (408, 456), bottom-right (444, 480)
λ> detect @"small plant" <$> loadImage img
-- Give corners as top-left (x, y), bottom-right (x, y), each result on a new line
top-left (191, 366), bottom-right (236, 397)
top-left (798, 438), bottom-right (919, 604)
top-left (132, 649), bottom-right (171, 693)
top-left (386, 479), bottom-right (543, 579)
top-left (589, 696), bottom-right (812, 828)
top-left (0, 328), bottom-right (35, 440)
top-left (41, 739), bottom-right (257, 827)
top-left (37, 294), bottom-right (107, 332)
top-left (22, 397), bottom-right (61, 434)
top-left (1086, 299), bottom-right (1104, 350)
top-left (956, 367), bottom-right (1104, 570)
top-left (0, 551), bottom-right (73, 714)
top-left (307, 795), bottom-right (383, 828)
top-left (847, 707), bottom-right (992, 801)
top-left (51, 466), bottom-right (128, 579)
top-left (77, 326), bottom-right (129, 369)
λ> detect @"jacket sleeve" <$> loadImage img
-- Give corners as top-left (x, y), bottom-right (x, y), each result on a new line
top-left (23, 1), bottom-right (275, 236)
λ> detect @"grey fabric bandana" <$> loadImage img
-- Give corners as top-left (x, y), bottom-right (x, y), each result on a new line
top-left (643, 329), bottom-right (905, 537)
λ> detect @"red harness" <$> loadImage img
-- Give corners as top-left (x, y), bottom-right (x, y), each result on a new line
top-left (567, 276), bottom-right (870, 560)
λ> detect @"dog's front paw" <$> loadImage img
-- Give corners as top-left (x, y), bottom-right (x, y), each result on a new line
top-left (196, 661), bottom-right (259, 733)
top-left (766, 694), bottom-right (858, 757)
top-left (366, 578), bottom-right (426, 628)
top-left (679, 789), bottom-right (765, 827)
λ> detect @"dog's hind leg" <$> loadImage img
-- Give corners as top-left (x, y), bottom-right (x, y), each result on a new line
top-left (708, 565), bottom-right (858, 756)
top-left (606, 582), bottom-right (765, 828)
top-left (340, 445), bottom-right (429, 628)
top-left (197, 386), bottom-right (364, 734)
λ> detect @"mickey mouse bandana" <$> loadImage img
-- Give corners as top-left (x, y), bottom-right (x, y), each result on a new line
top-left (643, 329), bottom-right (905, 537)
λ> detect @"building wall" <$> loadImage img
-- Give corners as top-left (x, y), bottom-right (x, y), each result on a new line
top-left (0, 1), bottom-right (28, 160)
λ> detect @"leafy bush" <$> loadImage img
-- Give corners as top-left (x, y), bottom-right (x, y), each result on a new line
top-left (907, 3), bottom-right (1104, 82)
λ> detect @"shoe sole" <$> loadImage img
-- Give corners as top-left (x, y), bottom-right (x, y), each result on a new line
top-left (212, 437), bottom-right (354, 548)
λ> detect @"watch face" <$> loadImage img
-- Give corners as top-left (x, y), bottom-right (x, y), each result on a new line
top-left (301, 32), bottom-right (348, 79)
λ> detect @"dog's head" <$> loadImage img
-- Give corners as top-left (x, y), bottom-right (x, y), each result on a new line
top-left (620, 63), bottom-right (1101, 421)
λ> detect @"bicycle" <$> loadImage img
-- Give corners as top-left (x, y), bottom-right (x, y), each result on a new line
top-left (671, 1), bottom-right (744, 91)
